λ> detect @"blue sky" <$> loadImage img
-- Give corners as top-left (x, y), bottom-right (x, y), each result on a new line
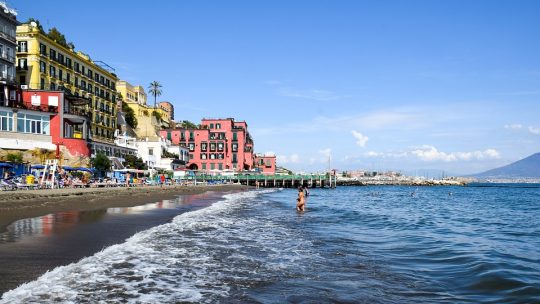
top-left (11, 0), bottom-right (540, 174)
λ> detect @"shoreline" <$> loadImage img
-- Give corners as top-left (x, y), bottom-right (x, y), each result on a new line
top-left (0, 185), bottom-right (250, 295)
top-left (0, 184), bottom-right (250, 233)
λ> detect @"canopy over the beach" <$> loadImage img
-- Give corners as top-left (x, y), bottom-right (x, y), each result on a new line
top-left (0, 163), bottom-right (15, 168)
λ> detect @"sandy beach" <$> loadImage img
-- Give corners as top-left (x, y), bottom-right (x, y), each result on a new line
top-left (0, 184), bottom-right (250, 233)
top-left (0, 184), bottom-right (250, 295)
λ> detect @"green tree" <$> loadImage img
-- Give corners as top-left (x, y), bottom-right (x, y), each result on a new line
top-left (152, 110), bottom-right (162, 122)
top-left (120, 94), bottom-right (138, 129)
top-left (123, 155), bottom-right (147, 170)
top-left (91, 152), bottom-right (111, 177)
top-left (148, 81), bottom-right (162, 109)
top-left (180, 120), bottom-right (198, 129)
top-left (6, 152), bottom-right (23, 163)
top-left (47, 27), bottom-right (74, 49)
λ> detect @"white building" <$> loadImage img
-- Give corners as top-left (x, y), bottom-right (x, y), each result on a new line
top-left (136, 137), bottom-right (188, 172)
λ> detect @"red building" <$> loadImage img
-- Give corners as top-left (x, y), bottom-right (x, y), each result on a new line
top-left (160, 118), bottom-right (255, 172)
top-left (0, 89), bottom-right (91, 157)
top-left (254, 153), bottom-right (277, 175)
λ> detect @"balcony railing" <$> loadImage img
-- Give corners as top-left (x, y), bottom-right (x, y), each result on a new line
top-left (0, 30), bottom-right (16, 44)
top-left (64, 107), bottom-right (91, 119)
top-left (0, 52), bottom-right (15, 62)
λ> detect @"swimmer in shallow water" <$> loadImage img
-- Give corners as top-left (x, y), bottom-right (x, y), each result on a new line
top-left (296, 187), bottom-right (305, 212)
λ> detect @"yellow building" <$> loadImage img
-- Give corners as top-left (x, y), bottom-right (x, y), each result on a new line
top-left (117, 80), bottom-right (170, 138)
top-left (16, 22), bottom-right (118, 143)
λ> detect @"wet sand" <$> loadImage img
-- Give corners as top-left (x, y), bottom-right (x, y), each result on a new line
top-left (0, 184), bottom-right (249, 233)
top-left (0, 184), bottom-right (250, 295)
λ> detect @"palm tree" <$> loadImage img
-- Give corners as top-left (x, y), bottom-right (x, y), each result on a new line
top-left (148, 81), bottom-right (162, 108)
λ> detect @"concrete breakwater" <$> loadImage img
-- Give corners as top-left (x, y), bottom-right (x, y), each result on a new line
top-left (337, 179), bottom-right (468, 186)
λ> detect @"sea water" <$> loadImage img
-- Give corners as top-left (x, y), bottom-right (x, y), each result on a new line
top-left (1, 186), bottom-right (539, 303)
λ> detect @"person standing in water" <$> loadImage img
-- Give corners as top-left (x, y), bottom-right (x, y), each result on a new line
top-left (296, 187), bottom-right (305, 212)
top-left (303, 185), bottom-right (310, 197)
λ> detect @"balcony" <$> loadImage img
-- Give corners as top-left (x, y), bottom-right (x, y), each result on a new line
top-left (0, 52), bottom-right (14, 62)
top-left (0, 30), bottom-right (16, 44)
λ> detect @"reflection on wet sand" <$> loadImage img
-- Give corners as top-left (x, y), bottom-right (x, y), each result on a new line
top-left (0, 192), bottom-right (215, 244)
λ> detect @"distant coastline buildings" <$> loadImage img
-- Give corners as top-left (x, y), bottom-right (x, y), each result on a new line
top-left (0, 2), bottom-right (277, 175)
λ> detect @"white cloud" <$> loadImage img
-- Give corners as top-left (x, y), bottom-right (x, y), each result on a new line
top-left (277, 153), bottom-right (300, 164)
top-left (277, 87), bottom-right (345, 101)
top-left (351, 130), bottom-right (369, 147)
top-left (528, 126), bottom-right (540, 135)
top-left (266, 80), bottom-right (347, 101)
top-left (319, 148), bottom-right (332, 158)
top-left (409, 145), bottom-right (500, 162)
top-left (504, 124), bottom-right (523, 130)
top-left (355, 146), bottom-right (500, 162)
top-left (364, 151), bottom-right (381, 157)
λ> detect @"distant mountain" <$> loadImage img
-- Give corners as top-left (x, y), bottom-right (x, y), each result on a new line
top-left (473, 153), bottom-right (540, 178)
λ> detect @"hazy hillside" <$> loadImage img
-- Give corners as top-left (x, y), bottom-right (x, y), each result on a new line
top-left (473, 153), bottom-right (540, 178)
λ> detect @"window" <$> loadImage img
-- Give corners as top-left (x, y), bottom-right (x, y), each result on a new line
top-left (201, 142), bottom-right (208, 152)
top-left (149, 148), bottom-right (153, 156)
top-left (50, 83), bottom-right (56, 90)
top-left (218, 153), bottom-right (224, 160)
top-left (88, 84), bottom-right (92, 92)
top-left (49, 66), bottom-right (56, 78)
top-left (210, 153), bottom-right (216, 160)
top-left (81, 66), bottom-right (85, 75)
top-left (66, 73), bottom-right (71, 83)
top-left (232, 143), bottom-right (238, 152)
top-left (202, 163), bottom-right (207, 170)
top-left (39, 43), bottom-right (47, 55)
top-left (17, 41), bottom-right (28, 52)
top-left (232, 153), bottom-right (237, 163)
top-left (232, 132), bottom-right (238, 141)
top-left (210, 163), bottom-right (215, 170)
top-left (201, 153), bottom-right (207, 160)
top-left (50, 49), bottom-right (56, 61)
top-left (189, 131), bottom-right (194, 140)
top-left (0, 111), bottom-right (13, 131)
top-left (40, 78), bottom-right (45, 90)
top-left (210, 123), bottom-right (214, 129)
top-left (217, 142), bottom-right (224, 151)
top-left (210, 143), bottom-right (216, 152)
top-left (188, 143), bottom-right (195, 152)
top-left (88, 69), bottom-right (93, 78)
top-left (18, 58), bottom-right (27, 70)
top-left (16, 113), bottom-right (50, 135)
top-left (58, 69), bottom-right (63, 81)
top-left (216, 123), bottom-right (221, 129)
top-left (218, 163), bottom-right (223, 170)
top-left (75, 62), bottom-right (80, 72)
top-left (40, 61), bottom-right (46, 73)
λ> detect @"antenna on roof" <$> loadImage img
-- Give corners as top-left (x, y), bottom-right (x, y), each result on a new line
top-left (94, 61), bottom-right (116, 73)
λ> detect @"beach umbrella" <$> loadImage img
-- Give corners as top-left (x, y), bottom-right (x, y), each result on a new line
top-left (62, 166), bottom-right (76, 171)
top-left (0, 163), bottom-right (15, 168)
top-left (31, 165), bottom-right (45, 169)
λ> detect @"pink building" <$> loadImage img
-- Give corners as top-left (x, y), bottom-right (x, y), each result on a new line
top-left (254, 153), bottom-right (276, 175)
top-left (160, 118), bottom-right (255, 172)
top-left (0, 89), bottom-right (91, 157)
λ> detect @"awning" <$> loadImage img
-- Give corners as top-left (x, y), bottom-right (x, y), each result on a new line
top-left (0, 163), bottom-right (14, 168)
top-left (31, 165), bottom-right (45, 169)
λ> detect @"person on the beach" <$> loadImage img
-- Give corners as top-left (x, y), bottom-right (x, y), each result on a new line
top-left (296, 187), bottom-right (305, 212)
top-left (303, 185), bottom-right (309, 197)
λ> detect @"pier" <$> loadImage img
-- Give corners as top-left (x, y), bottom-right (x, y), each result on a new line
top-left (187, 174), bottom-right (337, 188)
